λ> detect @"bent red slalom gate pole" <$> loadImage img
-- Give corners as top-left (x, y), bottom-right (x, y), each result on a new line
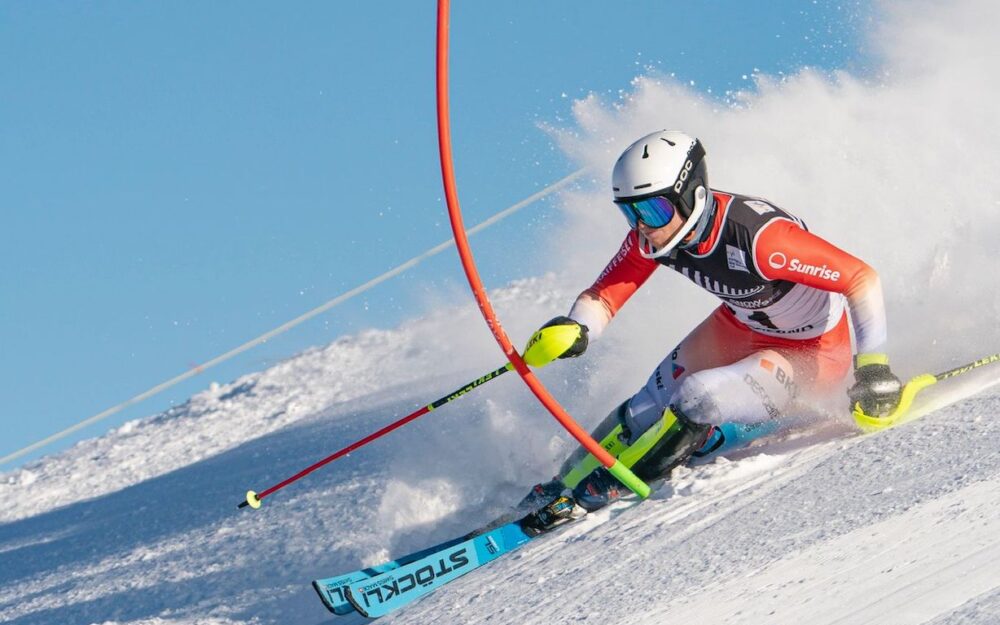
top-left (435, 0), bottom-right (649, 498)
top-left (238, 362), bottom-right (514, 509)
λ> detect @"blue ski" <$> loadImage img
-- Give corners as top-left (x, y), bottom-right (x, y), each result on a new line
top-left (312, 535), bottom-right (467, 615)
top-left (344, 521), bottom-right (535, 618)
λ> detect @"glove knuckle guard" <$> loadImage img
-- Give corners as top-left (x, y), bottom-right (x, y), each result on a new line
top-left (849, 354), bottom-right (903, 417)
top-left (523, 317), bottom-right (588, 367)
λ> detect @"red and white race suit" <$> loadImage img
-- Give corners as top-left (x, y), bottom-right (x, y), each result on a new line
top-left (568, 191), bottom-right (887, 434)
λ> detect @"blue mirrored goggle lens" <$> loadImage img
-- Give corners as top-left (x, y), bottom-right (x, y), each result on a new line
top-left (614, 195), bottom-right (677, 228)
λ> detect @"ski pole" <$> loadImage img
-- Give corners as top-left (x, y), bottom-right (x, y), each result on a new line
top-left (238, 362), bottom-right (514, 509)
top-left (854, 352), bottom-right (1000, 432)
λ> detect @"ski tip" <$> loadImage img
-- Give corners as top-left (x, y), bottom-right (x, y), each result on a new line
top-left (311, 580), bottom-right (339, 614)
top-left (344, 587), bottom-right (372, 618)
top-left (240, 490), bottom-right (262, 510)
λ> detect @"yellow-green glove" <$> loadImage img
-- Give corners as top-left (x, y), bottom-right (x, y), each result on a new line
top-left (523, 316), bottom-right (589, 368)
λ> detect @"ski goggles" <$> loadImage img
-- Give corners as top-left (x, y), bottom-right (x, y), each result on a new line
top-left (614, 194), bottom-right (677, 229)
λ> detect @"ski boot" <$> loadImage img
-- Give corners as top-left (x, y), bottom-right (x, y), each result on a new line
top-left (515, 479), bottom-right (567, 513)
top-left (520, 494), bottom-right (587, 536)
top-left (691, 420), bottom-right (780, 459)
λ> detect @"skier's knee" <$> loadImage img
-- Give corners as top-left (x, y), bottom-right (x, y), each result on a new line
top-left (672, 375), bottom-right (722, 425)
top-left (672, 350), bottom-right (797, 425)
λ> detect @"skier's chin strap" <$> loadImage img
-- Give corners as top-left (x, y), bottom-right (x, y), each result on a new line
top-left (637, 187), bottom-right (716, 259)
top-left (679, 189), bottom-right (717, 250)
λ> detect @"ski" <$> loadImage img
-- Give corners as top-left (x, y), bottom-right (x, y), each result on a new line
top-left (343, 521), bottom-right (535, 618)
top-left (317, 409), bottom-right (879, 618)
top-left (310, 355), bottom-right (998, 617)
top-left (312, 535), bottom-right (467, 615)
top-left (313, 483), bottom-right (571, 615)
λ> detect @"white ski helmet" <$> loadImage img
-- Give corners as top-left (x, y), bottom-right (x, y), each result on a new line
top-left (612, 130), bottom-right (713, 258)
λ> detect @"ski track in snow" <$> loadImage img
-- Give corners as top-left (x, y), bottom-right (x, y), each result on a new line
top-left (2, 290), bottom-right (997, 625)
top-left (0, 280), bottom-right (589, 625)
top-left (6, 0), bottom-right (1000, 616)
top-left (396, 385), bottom-right (1000, 625)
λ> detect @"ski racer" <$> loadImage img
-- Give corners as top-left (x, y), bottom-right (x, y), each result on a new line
top-left (519, 130), bottom-right (903, 533)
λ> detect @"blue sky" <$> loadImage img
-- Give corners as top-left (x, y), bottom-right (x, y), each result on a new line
top-left (0, 1), bottom-right (871, 467)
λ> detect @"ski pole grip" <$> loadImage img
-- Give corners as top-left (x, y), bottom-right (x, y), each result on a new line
top-left (607, 460), bottom-right (651, 499)
top-left (853, 373), bottom-right (937, 432)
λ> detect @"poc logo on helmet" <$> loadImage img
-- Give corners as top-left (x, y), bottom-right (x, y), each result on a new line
top-left (673, 159), bottom-right (694, 193)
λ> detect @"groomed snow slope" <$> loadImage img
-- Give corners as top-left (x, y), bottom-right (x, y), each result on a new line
top-left (1, 276), bottom-right (998, 625)
top-left (401, 381), bottom-right (1000, 625)
top-left (5, 1), bottom-right (1000, 622)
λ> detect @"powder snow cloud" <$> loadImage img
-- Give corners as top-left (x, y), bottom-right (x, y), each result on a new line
top-left (543, 0), bottom-right (1000, 373)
